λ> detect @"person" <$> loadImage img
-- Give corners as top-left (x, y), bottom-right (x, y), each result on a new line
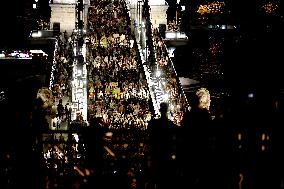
top-left (179, 92), bottom-right (213, 189)
top-left (147, 102), bottom-right (177, 189)
top-left (79, 117), bottom-right (109, 188)
top-left (57, 99), bottom-right (64, 119)
top-left (65, 103), bottom-right (71, 123)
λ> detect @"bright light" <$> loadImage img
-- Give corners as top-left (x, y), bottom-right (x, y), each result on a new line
top-left (148, 0), bottom-right (167, 5)
top-left (168, 47), bottom-right (176, 58)
top-left (77, 69), bottom-right (82, 76)
top-left (30, 49), bottom-right (48, 56)
top-left (31, 31), bottom-right (42, 38)
top-left (165, 32), bottom-right (176, 39)
top-left (196, 88), bottom-right (211, 110)
top-left (181, 6), bottom-right (185, 11)
top-left (33, 3), bottom-right (37, 9)
top-left (156, 70), bottom-right (161, 77)
top-left (177, 32), bottom-right (187, 39)
top-left (248, 93), bottom-right (254, 98)
top-left (72, 133), bottom-right (79, 142)
top-left (163, 93), bottom-right (169, 101)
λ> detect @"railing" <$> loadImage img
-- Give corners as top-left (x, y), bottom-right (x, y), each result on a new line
top-left (71, 29), bottom-right (88, 122)
top-left (133, 0), bottom-right (189, 125)
top-left (151, 29), bottom-right (189, 125)
top-left (157, 31), bottom-right (189, 107)
top-left (126, 1), bottom-right (160, 117)
top-left (49, 39), bottom-right (59, 90)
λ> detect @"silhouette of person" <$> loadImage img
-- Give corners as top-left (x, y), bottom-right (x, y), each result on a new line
top-left (57, 99), bottom-right (64, 119)
top-left (79, 117), bottom-right (109, 188)
top-left (147, 102), bottom-right (177, 189)
top-left (179, 92), bottom-right (212, 189)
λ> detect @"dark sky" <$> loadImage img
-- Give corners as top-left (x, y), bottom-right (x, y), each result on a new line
top-left (0, 0), bottom-right (34, 48)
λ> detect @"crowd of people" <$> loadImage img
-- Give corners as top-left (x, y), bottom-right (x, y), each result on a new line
top-left (39, 0), bottom-right (155, 188)
top-left (38, 0), bottom-right (284, 189)
top-left (151, 28), bottom-right (188, 126)
top-left (51, 31), bottom-right (75, 100)
top-left (86, 0), bottom-right (152, 130)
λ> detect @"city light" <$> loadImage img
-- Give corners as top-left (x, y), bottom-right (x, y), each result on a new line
top-left (31, 30), bottom-right (42, 38)
top-left (261, 2), bottom-right (278, 14)
top-left (197, 1), bottom-right (225, 15)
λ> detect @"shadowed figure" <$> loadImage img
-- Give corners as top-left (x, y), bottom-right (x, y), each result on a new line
top-left (147, 102), bottom-right (177, 189)
top-left (179, 93), bottom-right (213, 189)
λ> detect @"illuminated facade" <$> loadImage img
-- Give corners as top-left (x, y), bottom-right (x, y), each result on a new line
top-left (127, 0), bottom-right (168, 29)
top-left (50, 0), bottom-right (89, 34)
top-left (148, 0), bottom-right (168, 28)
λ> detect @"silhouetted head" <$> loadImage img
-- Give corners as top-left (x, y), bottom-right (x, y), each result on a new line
top-left (189, 94), bottom-right (200, 109)
top-left (160, 102), bottom-right (168, 115)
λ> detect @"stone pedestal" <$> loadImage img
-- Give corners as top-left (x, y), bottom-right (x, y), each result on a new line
top-left (50, 4), bottom-right (76, 34)
top-left (149, 4), bottom-right (168, 29)
top-left (50, 0), bottom-right (89, 35)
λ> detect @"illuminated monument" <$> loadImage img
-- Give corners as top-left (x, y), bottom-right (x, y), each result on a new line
top-left (50, 0), bottom-right (90, 34)
top-left (148, 0), bottom-right (168, 28)
top-left (127, 0), bottom-right (168, 29)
